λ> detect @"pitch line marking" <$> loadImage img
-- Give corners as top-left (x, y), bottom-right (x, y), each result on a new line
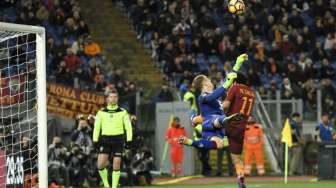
top-left (310, 178), bottom-right (318, 182)
top-left (155, 175), bottom-right (203, 185)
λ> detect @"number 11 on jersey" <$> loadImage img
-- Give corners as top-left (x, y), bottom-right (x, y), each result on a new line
top-left (240, 96), bottom-right (253, 116)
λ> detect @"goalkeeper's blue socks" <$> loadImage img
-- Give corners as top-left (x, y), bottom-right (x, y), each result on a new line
top-left (191, 139), bottom-right (217, 149)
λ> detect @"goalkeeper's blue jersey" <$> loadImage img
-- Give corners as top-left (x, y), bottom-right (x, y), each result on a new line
top-left (198, 86), bottom-right (226, 118)
top-left (198, 86), bottom-right (227, 138)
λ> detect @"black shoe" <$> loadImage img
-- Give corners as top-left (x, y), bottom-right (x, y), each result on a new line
top-left (237, 176), bottom-right (246, 188)
top-left (222, 113), bottom-right (244, 126)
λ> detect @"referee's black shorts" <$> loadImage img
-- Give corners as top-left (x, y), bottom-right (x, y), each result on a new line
top-left (98, 135), bottom-right (124, 157)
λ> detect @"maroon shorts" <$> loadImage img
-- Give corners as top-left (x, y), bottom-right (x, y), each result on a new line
top-left (225, 125), bottom-right (246, 154)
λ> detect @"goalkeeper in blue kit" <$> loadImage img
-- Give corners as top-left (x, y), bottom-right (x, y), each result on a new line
top-left (179, 54), bottom-right (248, 150)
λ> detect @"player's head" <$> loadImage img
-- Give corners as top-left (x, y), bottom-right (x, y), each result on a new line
top-left (291, 112), bottom-right (301, 123)
top-left (192, 75), bottom-right (214, 93)
top-left (52, 136), bottom-right (62, 146)
top-left (322, 113), bottom-right (329, 124)
top-left (234, 72), bottom-right (248, 85)
top-left (21, 136), bottom-right (29, 148)
top-left (172, 117), bottom-right (181, 127)
top-left (78, 118), bottom-right (88, 128)
top-left (106, 89), bottom-right (119, 105)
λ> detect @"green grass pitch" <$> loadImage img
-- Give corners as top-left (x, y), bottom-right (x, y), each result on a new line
top-left (130, 181), bottom-right (336, 188)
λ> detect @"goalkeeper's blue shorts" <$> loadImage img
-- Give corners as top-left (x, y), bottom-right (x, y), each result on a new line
top-left (202, 115), bottom-right (225, 140)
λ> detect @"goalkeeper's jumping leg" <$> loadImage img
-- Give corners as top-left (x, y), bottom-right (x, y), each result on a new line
top-left (179, 113), bottom-right (244, 149)
top-left (179, 136), bottom-right (222, 149)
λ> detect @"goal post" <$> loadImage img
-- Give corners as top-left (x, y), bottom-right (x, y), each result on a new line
top-left (0, 22), bottom-right (47, 187)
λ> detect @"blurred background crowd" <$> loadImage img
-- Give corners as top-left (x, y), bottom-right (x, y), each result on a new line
top-left (1, 0), bottom-right (138, 97)
top-left (1, 0), bottom-right (336, 187)
top-left (123, 0), bottom-right (336, 117)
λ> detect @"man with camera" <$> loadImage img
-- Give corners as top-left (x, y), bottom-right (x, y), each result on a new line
top-left (71, 117), bottom-right (93, 155)
top-left (48, 136), bottom-right (70, 186)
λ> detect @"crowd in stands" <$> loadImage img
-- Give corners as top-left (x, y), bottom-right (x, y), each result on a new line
top-left (120, 0), bottom-right (336, 116)
top-left (0, 0), bottom-right (137, 98)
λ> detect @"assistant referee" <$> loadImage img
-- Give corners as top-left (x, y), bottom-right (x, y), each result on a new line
top-left (93, 90), bottom-right (133, 188)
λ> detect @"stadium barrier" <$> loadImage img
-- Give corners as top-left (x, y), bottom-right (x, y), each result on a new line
top-left (317, 142), bottom-right (336, 179)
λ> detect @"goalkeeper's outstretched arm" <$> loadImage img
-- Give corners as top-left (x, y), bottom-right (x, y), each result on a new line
top-left (233, 53), bottom-right (248, 72)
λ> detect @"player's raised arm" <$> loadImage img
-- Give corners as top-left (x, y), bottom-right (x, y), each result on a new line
top-left (197, 73), bottom-right (237, 103)
top-left (233, 53), bottom-right (248, 72)
top-left (206, 72), bottom-right (237, 102)
top-left (223, 53), bottom-right (248, 110)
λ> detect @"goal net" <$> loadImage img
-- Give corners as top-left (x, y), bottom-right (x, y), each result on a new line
top-left (0, 22), bottom-right (47, 187)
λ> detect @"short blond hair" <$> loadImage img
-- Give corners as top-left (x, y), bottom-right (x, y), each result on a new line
top-left (192, 75), bottom-right (207, 93)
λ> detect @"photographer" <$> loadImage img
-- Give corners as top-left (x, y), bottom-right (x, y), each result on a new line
top-left (21, 136), bottom-right (38, 173)
top-left (71, 118), bottom-right (93, 155)
top-left (48, 136), bottom-right (70, 186)
top-left (21, 136), bottom-right (38, 187)
top-left (130, 115), bottom-right (143, 150)
top-left (68, 145), bottom-right (89, 186)
top-left (130, 147), bottom-right (154, 185)
top-left (87, 114), bottom-right (95, 129)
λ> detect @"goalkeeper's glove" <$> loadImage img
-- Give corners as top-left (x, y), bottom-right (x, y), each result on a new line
top-left (233, 53), bottom-right (248, 72)
top-left (223, 72), bottom-right (237, 89)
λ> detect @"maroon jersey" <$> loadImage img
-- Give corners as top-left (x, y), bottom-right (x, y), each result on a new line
top-left (225, 84), bottom-right (255, 128)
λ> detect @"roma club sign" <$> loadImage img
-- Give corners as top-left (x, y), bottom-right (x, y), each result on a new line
top-left (47, 84), bottom-right (105, 118)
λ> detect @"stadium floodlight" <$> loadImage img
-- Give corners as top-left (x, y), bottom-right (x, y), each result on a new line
top-left (0, 22), bottom-right (47, 187)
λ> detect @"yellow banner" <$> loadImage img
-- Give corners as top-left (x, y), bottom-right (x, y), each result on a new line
top-left (47, 84), bottom-right (105, 119)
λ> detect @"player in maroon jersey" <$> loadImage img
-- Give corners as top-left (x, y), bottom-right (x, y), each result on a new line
top-left (223, 72), bottom-right (255, 188)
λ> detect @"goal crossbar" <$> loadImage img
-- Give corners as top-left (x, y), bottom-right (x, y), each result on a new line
top-left (0, 22), bottom-right (45, 34)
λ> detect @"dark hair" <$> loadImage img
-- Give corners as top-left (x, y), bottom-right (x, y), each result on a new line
top-left (192, 75), bottom-right (207, 94)
top-left (106, 89), bottom-right (118, 96)
top-left (291, 112), bottom-right (300, 118)
top-left (322, 113), bottom-right (329, 117)
top-left (235, 72), bottom-right (248, 85)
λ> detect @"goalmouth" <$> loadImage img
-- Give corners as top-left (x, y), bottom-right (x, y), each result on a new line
top-left (0, 22), bottom-right (47, 187)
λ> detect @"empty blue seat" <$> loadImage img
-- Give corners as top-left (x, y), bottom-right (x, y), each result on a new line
top-left (209, 55), bottom-right (221, 65)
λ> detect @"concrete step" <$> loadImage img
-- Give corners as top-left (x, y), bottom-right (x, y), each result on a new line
top-left (78, 0), bottom-right (162, 94)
